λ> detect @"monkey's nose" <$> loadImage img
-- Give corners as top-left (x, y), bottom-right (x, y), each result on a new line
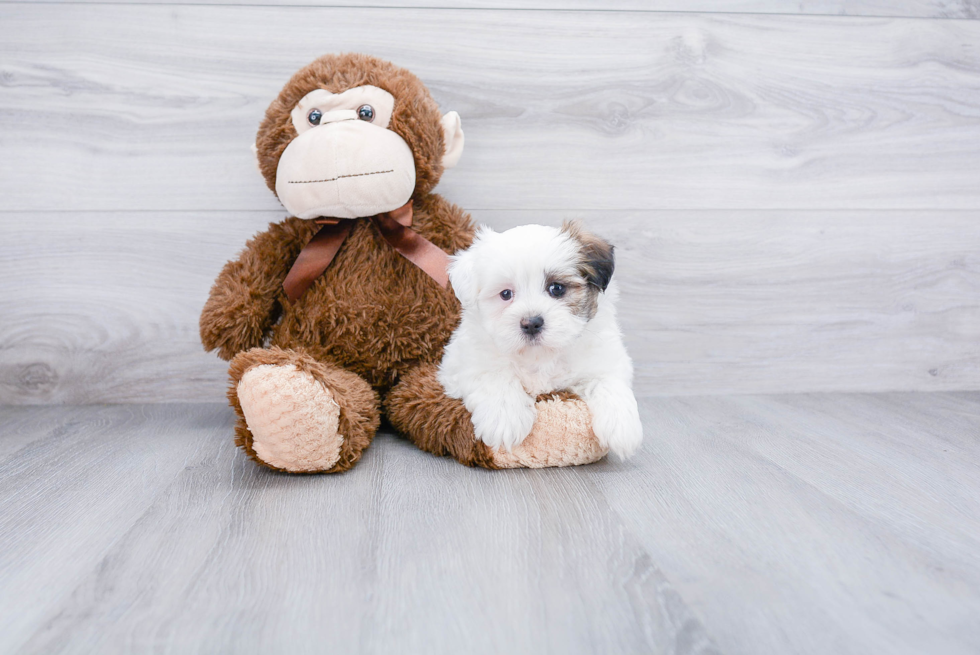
top-left (520, 316), bottom-right (545, 336)
top-left (319, 109), bottom-right (359, 124)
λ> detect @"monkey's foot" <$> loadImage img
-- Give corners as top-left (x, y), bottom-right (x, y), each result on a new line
top-left (237, 364), bottom-right (344, 472)
top-left (491, 393), bottom-right (608, 469)
top-left (228, 347), bottom-right (380, 474)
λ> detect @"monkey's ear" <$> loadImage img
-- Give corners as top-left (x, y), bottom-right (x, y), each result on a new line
top-left (250, 142), bottom-right (262, 173)
top-left (441, 111), bottom-right (465, 169)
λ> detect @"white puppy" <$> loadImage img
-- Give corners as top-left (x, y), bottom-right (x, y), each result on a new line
top-left (438, 221), bottom-right (643, 459)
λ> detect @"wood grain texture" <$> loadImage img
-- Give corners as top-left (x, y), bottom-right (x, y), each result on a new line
top-left (0, 4), bottom-right (977, 400)
top-left (9, 0), bottom-right (980, 19)
top-left (0, 211), bottom-right (270, 405)
top-left (1, 209), bottom-right (976, 404)
top-left (1, 6), bottom-right (980, 213)
top-left (0, 403), bottom-right (718, 655)
top-left (18, 407), bottom-right (388, 654)
top-left (1, 395), bottom-right (978, 653)
top-left (591, 392), bottom-right (980, 655)
top-left (358, 437), bottom-right (716, 655)
top-left (0, 404), bottom-right (236, 652)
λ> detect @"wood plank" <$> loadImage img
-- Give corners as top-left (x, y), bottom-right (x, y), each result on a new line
top-left (0, 211), bottom-right (271, 404)
top-left (800, 390), bottom-right (980, 455)
top-left (1, 6), bottom-right (979, 213)
top-left (0, 403), bottom-right (235, 653)
top-left (736, 392), bottom-right (980, 563)
top-left (10, 0), bottom-right (980, 19)
top-left (17, 409), bottom-right (391, 654)
top-left (2, 405), bottom-right (717, 654)
top-left (591, 393), bottom-right (980, 655)
top-left (359, 435), bottom-right (716, 655)
top-left (2, 396), bottom-right (978, 653)
top-left (0, 405), bottom-right (67, 459)
top-left (1, 209), bottom-right (976, 404)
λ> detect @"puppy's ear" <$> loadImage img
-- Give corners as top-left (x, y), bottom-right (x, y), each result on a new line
top-left (561, 220), bottom-right (615, 291)
top-left (449, 226), bottom-right (493, 307)
top-left (448, 251), bottom-right (477, 307)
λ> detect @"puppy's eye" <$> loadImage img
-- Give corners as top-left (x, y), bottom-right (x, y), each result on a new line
top-left (308, 109), bottom-right (322, 126)
top-left (548, 282), bottom-right (566, 298)
top-left (499, 289), bottom-right (513, 301)
top-left (357, 104), bottom-right (375, 122)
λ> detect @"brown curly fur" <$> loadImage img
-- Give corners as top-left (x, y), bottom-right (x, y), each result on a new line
top-left (201, 54), bottom-right (477, 473)
top-left (385, 364), bottom-right (499, 468)
top-left (201, 193), bottom-right (473, 388)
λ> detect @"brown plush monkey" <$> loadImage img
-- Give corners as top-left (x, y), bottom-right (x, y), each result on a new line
top-left (200, 54), bottom-right (606, 473)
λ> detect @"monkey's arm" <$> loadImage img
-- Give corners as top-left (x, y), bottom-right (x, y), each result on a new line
top-left (386, 364), bottom-right (607, 469)
top-left (200, 217), bottom-right (314, 361)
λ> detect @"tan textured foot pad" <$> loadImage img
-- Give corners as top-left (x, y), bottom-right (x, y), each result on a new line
top-left (492, 397), bottom-right (608, 469)
top-left (237, 364), bottom-right (343, 472)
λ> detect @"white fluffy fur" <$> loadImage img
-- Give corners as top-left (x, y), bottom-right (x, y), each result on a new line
top-left (438, 224), bottom-right (643, 459)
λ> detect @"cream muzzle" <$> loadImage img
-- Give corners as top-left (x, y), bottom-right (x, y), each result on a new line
top-left (275, 86), bottom-right (415, 219)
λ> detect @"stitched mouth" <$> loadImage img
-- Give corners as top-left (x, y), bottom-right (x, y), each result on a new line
top-left (289, 169), bottom-right (394, 184)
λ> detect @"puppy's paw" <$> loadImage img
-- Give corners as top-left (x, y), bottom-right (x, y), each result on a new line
top-left (469, 393), bottom-right (537, 452)
top-left (589, 390), bottom-right (643, 460)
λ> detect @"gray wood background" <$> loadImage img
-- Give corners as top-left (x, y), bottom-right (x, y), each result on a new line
top-left (1, 2), bottom-right (978, 403)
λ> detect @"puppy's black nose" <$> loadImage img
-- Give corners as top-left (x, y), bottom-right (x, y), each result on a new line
top-left (520, 315), bottom-right (545, 336)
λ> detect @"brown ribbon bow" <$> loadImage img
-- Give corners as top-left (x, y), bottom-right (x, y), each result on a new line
top-left (282, 201), bottom-right (450, 302)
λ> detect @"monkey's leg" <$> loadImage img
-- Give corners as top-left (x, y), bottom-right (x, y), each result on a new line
top-left (385, 364), bottom-right (607, 469)
top-left (228, 347), bottom-right (380, 473)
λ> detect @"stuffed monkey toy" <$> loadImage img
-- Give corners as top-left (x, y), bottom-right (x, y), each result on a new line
top-left (200, 54), bottom-right (607, 473)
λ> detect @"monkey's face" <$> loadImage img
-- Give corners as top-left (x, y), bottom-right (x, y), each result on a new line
top-left (277, 85), bottom-right (416, 219)
top-left (256, 55), bottom-right (465, 220)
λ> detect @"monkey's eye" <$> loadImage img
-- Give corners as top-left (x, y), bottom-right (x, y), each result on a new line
top-left (548, 282), bottom-right (566, 298)
top-left (357, 104), bottom-right (375, 122)
top-left (307, 109), bottom-right (322, 126)
top-left (499, 289), bottom-right (513, 301)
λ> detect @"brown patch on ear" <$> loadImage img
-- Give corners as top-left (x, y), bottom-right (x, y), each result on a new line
top-left (561, 220), bottom-right (615, 292)
top-left (546, 273), bottom-right (597, 320)
top-left (567, 282), bottom-right (600, 320)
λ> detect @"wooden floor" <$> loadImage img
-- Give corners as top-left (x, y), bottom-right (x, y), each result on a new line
top-left (1, 392), bottom-right (978, 654)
